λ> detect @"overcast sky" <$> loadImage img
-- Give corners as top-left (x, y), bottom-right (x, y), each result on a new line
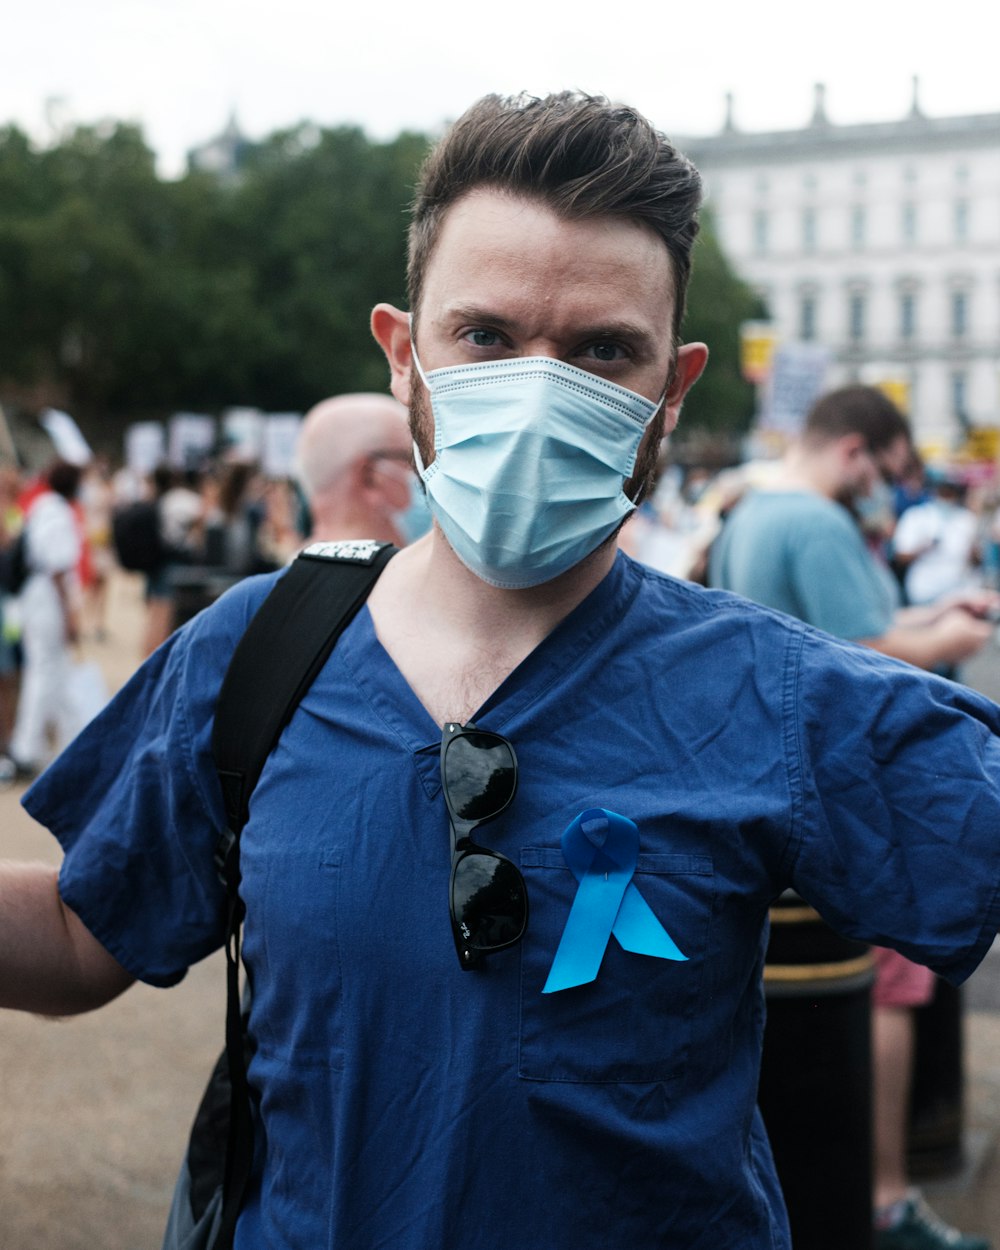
top-left (5, 0), bottom-right (1000, 176)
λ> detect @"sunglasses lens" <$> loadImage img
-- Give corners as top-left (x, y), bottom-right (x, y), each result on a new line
top-left (452, 853), bottom-right (526, 950)
top-left (444, 732), bottom-right (516, 822)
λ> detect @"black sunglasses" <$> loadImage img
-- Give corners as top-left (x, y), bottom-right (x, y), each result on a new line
top-left (440, 721), bottom-right (528, 970)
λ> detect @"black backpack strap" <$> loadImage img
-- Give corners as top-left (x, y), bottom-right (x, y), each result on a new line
top-left (211, 539), bottom-right (397, 1249)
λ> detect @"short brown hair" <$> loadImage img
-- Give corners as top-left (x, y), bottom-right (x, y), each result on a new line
top-left (803, 385), bottom-right (911, 454)
top-left (408, 92), bottom-right (702, 341)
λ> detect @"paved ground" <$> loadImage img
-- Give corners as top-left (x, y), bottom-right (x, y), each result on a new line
top-left (0, 573), bottom-right (224, 1248)
top-left (1, 574), bottom-right (1000, 1247)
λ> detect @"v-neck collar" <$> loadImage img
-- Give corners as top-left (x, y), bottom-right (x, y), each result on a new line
top-left (336, 551), bottom-right (643, 768)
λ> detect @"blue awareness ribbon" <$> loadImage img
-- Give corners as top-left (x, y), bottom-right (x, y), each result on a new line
top-left (542, 808), bottom-right (687, 994)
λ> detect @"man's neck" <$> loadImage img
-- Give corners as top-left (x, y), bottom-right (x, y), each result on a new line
top-left (773, 446), bottom-right (840, 501)
top-left (366, 527), bottom-right (618, 726)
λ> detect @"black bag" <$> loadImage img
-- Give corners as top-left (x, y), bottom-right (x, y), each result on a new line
top-left (163, 539), bottom-right (397, 1250)
top-left (0, 529), bottom-right (29, 594)
top-left (112, 500), bottom-right (168, 573)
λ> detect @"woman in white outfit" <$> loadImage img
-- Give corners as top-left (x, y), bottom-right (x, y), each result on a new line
top-left (5, 460), bottom-right (84, 777)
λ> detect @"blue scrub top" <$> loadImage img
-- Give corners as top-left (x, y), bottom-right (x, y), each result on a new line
top-left (24, 553), bottom-right (1000, 1249)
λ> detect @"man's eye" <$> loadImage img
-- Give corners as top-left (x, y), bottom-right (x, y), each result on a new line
top-left (583, 342), bottom-right (627, 362)
top-left (465, 329), bottom-right (501, 348)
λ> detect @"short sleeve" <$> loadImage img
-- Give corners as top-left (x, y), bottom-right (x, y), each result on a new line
top-left (22, 572), bottom-right (280, 986)
top-left (25, 494), bottom-right (80, 574)
top-left (790, 629), bottom-right (1000, 983)
top-left (786, 514), bottom-right (893, 641)
top-left (892, 507), bottom-right (934, 557)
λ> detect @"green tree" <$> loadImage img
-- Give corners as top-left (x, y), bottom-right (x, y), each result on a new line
top-left (224, 123), bottom-right (427, 410)
top-left (678, 209), bottom-right (764, 437)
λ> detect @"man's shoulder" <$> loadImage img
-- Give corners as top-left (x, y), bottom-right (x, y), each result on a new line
top-left (731, 488), bottom-right (847, 529)
top-left (180, 567), bottom-right (287, 661)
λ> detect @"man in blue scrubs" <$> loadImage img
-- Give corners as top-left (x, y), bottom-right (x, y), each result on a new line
top-left (2, 92), bottom-right (1000, 1250)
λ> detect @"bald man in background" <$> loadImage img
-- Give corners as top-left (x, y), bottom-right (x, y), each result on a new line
top-left (295, 392), bottom-right (418, 547)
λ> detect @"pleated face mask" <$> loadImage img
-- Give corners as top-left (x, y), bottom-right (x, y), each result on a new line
top-left (411, 349), bottom-right (663, 589)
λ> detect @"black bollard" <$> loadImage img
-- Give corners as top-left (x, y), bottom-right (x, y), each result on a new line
top-left (758, 891), bottom-right (875, 1250)
top-left (908, 978), bottom-right (964, 1178)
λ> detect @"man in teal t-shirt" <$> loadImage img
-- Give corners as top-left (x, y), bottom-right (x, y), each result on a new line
top-left (711, 384), bottom-right (996, 1250)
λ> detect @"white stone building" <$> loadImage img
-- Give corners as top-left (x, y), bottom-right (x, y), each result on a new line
top-left (679, 85), bottom-right (1000, 448)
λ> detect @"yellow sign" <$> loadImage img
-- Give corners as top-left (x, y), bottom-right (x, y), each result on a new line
top-left (960, 428), bottom-right (1000, 462)
top-left (873, 377), bottom-right (910, 414)
top-left (740, 322), bottom-right (778, 384)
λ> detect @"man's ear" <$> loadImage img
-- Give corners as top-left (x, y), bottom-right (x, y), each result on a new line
top-left (839, 432), bottom-right (869, 465)
top-left (662, 342), bottom-right (709, 434)
top-left (371, 304), bottom-right (413, 407)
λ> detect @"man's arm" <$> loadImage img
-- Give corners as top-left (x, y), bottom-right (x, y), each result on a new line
top-left (0, 861), bottom-right (134, 1015)
top-left (860, 608), bottom-right (993, 670)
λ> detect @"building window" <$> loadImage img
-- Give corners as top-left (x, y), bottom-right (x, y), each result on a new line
top-left (901, 201), bottom-right (917, 245)
top-left (951, 290), bottom-right (968, 338)
top-left (848, 292), bottom-right (866, 343)
top-left (900, 292), bottom-right (916, 340)
top-left (951, 371), bottom-right (968, 422)
top-left (800, 294), bottom-right (817, 341)
top-left (753, 209), bottom-right (769, 255)
top-left (802, 207), bottom-right (817, 252)
top-left (850, 205), bottom-right (866, 250)
top-left (955, 200), bottom-right (969, 243)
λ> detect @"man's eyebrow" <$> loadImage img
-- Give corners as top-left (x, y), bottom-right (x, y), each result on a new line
top-left (442, 306), bottom-right (659, 347)
top-left (441, 305), bottom-right (519, 332)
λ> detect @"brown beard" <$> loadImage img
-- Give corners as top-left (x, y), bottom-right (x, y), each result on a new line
top-left (407, 367), bottom-right (435, 469)
top-left (624, 407), bottom-right (668, 508)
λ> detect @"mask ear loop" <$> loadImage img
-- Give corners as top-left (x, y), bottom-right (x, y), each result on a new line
top-left (408, 314), bottom-right (432, 390)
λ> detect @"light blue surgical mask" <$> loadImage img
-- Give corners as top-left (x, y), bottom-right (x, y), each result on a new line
top-left (395, 477), bottom-right (433, 544)
top-left (412, 347), bottom-right (663, 589)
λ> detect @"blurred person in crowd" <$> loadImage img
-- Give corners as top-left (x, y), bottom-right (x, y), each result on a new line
top-left (0, 466), bottom-right (24, 752)
top-left (142, 465), bottom-right (202, 657)
top-left (79, 456), bottom-right (115, 641)
top-left (295, 392), bottom-right (423, 546)
top-left (0, 460), bottom-right (85, 781)
top-left (710, 385), bottom-right (995, 1250)
top-left (5, 92), bottom-right (1000, 1250)
top-left (200, 461), bottom-right (274, 576)
top-left (893, 469), bottom-right (980, 610)
top-left (257, 477), bottom-right (306, 567)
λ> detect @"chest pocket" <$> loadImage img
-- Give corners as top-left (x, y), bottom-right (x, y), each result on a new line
top-left (518, 848), bottom-right (714, 1084)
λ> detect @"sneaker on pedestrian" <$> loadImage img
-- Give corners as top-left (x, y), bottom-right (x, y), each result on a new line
top-left (874, 1189), bottom-right (991, 1250)
top-left (0, 753), bottom-right (37, 787)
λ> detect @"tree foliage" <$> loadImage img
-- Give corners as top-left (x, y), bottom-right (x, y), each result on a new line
top-left (0, 121), bottom-right (757, 437)
top-left (678, 208), bottom-right (764, 438)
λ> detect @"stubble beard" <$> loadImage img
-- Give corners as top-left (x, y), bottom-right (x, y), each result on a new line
top-left (407, 370), bottom-right (435, 471)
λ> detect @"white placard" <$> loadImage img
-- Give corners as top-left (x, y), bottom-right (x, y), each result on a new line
top-left (262, 413), bottom-right (303, 477)
top-left (760, 343), bottom-right (832, 435)
top-left (40, 408), bottom-right (93, 465)
top-left (168, 412), bottom-right (216, 471)
top-left (124, 421), bottom-right (166, 474)
top-left (222, 407), bottom-right (265, 461)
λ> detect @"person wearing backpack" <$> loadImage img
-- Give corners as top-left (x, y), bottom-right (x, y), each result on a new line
top-left (0, 459), bottom-right (84, 781)
top-left (3, 92), bottom-right (1000, 1250)
top-left (0, 465), bottom-right (26, 759)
